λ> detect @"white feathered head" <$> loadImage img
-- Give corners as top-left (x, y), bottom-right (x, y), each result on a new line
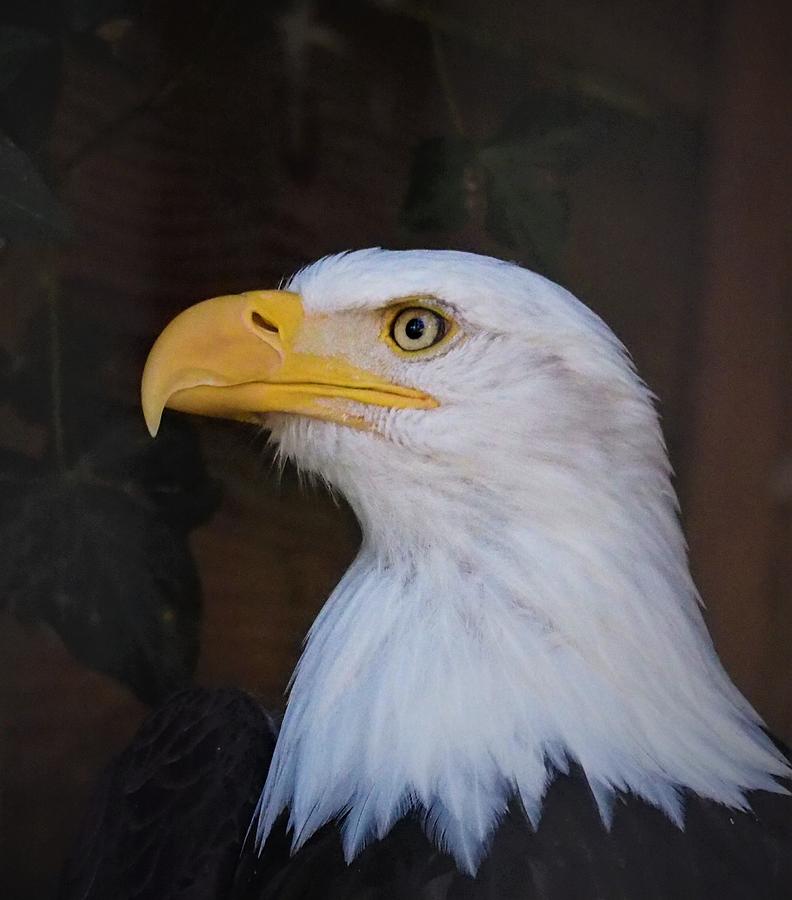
top-left (142, 249), bottom-right (788, 874)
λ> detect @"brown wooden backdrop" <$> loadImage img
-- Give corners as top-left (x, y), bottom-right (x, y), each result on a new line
top-left (1, 1), bottom-right (790, 897)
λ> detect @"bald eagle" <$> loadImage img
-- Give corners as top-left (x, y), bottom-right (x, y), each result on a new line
top-left (62, 250), bottom-right (791, 899)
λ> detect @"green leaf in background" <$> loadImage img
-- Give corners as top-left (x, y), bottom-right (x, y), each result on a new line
top-left (0, 16), bottom-right (63, 155)
top-left (401, 88), bottom-right (643, 274)
top-left (478, 141), bottom-right (570, 275)
top-left (0, 412), bottom-right (219, 706)
top-left (0, 25), bottom-right (52, 91)
top-left (0, 474), bottom-right (202, 705)
top-left (0, 132), bottom-right (70, 238)
top-left (0, 282), bottom-right (220, 703)
top-left (475, 91), bottom-right (641, 271)
top-left (402, 135), bottom-right (473, 233)
top-left (493, 88), bottom-right (632, 153)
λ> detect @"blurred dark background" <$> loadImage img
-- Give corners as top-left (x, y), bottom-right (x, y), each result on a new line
top-left (0, 0), bottom-right (789, 896)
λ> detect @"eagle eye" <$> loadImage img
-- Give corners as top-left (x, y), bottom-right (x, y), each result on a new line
top-left (389, 307), bottom-right (447, 353)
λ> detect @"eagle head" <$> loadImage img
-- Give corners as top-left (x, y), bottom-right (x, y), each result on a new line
top-left (142, 249), bottom-right (788, 875)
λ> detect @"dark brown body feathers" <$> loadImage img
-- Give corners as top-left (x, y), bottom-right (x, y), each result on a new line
top-left (60, 688), bottom-right (792, 900)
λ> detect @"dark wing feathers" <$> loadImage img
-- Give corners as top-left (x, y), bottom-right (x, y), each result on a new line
top-left (59, 688), bottom-right (280, 900)
top-left (60, 688), bottom-right (792, 900)
top-left (252, 778), bottom-right (792, 900)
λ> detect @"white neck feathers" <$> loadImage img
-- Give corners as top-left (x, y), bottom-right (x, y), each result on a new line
top-left (255, 458), bottom-right (789, 874)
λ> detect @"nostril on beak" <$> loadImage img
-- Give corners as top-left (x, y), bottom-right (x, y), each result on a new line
top-left (250, 311), bottom-right (280, 335)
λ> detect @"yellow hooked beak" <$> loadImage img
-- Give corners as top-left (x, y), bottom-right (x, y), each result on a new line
top-left (141, 290), bottom-right (437, 436)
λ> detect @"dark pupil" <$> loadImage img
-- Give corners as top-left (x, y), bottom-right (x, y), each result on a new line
top-left (405, 316), bottom-right (425, 340)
